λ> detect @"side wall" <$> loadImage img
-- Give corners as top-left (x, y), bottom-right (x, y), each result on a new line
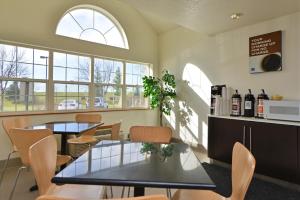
top-left (159, 12), bottom-right (300, 148)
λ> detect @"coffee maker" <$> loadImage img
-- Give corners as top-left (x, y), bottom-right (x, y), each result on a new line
top-left (211, 85), bottom-right (226, 115)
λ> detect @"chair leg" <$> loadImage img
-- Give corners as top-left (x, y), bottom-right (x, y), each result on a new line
top-left (166, 188), bottom-right (172, 199)
top-left (110, 186), bottom-right (113, 198)
top-left (8, 166), bottom-right (26, 200)
top-left (127, 187), bottom-right (130, 197)
top-left (0, 151), bottom-right (15, 186)
top-left (121, 186), bottom-right (125, 198)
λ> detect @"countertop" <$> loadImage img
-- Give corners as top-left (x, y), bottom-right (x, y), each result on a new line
top-left (208, 114), bottom-right (300, 127)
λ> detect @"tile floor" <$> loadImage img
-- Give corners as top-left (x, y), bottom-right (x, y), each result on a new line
top-left (0, 165), bottom-right (173, 200)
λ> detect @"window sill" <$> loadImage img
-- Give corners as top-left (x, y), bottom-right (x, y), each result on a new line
top-left (0, 108), bottom-right (152, 117)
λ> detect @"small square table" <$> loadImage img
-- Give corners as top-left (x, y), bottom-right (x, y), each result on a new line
top-left (52, 140), bottom-right (215, 197)
top-left (26, 121), bottom-right (103, 154)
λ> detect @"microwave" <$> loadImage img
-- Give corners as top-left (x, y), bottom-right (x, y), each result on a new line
top-left (264, 100), bottom-right (300, 122)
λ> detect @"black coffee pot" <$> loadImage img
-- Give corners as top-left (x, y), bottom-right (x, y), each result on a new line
top-left (244, 89), bottom-right (255, 117)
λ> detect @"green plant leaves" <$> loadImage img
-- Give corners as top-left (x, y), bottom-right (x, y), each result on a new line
top-left (142, 70), bottom-right (176, 121)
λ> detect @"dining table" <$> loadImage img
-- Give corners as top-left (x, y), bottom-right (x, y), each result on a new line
top-left (52, 140), bottom-right (216, 197)
top-left (26, 121), bottom-right (103, 155)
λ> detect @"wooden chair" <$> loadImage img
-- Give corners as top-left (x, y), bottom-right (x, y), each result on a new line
top-left (126, 126), bottom-right (172, 198)
top-left (0, 117), bottom-right (32, 186)
top-left (7, 128), bottom-right (72, 200)
top-left (36, 194), bottom-right (168, 200)
top-left (172, 142), bottom-right (256, 200)
top-left (129, 126), bottom-right (172, 144)
top-left (96, 121), bottom-right (122, 141)
top-left (67, 113), bottom-right (102, 157)
top-left (29, 135), bottom-right (105, 200)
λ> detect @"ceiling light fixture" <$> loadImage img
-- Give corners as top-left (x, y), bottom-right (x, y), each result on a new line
top-left (230, 13), bottom-right (243, 20)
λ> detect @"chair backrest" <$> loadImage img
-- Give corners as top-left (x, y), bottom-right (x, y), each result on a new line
top-left (75, 113), bottom-right (102, 136)
top-left (2, 117), bottom-right (32, 148)
top-left (36, 194), bottom-right (168, 200)
top-left (29, 135), bottom-right (57, 196)
top-left (129, 126), bottom-right (172, 143)
top-left (230, 142), bottom-right (256, 200)
top-left (75, 113), bottom-right (102, 123)
top-left (111, 122), bottom-right (121, 140)
top-left (9, 128), bottom-right (52, 166)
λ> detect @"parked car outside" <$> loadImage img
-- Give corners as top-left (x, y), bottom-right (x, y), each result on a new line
top-left (58, 99), bottom-right (79, 110)
top-left (86, 97), bottom-right (108, 108)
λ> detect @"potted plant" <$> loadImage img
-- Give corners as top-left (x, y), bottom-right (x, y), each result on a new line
top-left (142, 70), bottom-right (176, 126)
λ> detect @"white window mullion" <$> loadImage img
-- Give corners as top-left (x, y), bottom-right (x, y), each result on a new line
top-left (122, 61), bottom-right (126, 109)
top-left (48, 51), bottom-right (54, 111)
top-left (90, 57), bottom-right (95, 110)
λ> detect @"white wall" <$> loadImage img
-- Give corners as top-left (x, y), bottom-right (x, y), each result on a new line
top-left (0, 0), bottom-right (159, 160)
top-left (159, 12), bottom-right (300, 147)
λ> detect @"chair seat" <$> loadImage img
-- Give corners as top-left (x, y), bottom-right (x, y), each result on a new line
top-left (46, 184), bottom-right (105, 199)
top-left (67, 136), bottom-right (98, 144)
top-left (172, 189), bottom-right (226, 200)
top-left (56, 155), bottom-right (72, 167)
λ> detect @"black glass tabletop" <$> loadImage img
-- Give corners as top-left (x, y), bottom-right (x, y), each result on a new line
top-left (52, 140), bottom-right (215, 190)
top-left (27, 121), bottom-right (103, 134)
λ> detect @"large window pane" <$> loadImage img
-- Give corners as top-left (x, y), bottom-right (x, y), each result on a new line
top-left (79, 56), bottom-right (90, 82)
top-left (18, 47), bottom-right (33, 63)
top-left (126, 62), bottom-right (151, 86)
top-left (94, 85), bottom-right (121, 109)
top-left (0, 81), bottom-right (46, 112)
top-left (0, 45), bottom-right (48, 81)
top-left (56, 8), bottom-right (128, 49)
top-left (0, 44), bottom-right (16, 62)
top-left (53, 52), bottom-right (66, 67)
top-left (34, 65), bottom-right (47, 79)
top-left (126, 86), bottom-right (147, 108)
top-left (53, 67), bottom-right (66, 81)
top-left (54, 52), bottom-right (90, 82)
top-left (54, 83), bottom-right (88, 110)
top-left (94, 58), bottom-right (123, 84)
top-left (18, 63), bottom-right (33, 79)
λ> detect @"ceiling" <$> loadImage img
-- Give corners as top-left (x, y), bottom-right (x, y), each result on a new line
top-left (122, 0), bottom-right (300, 35)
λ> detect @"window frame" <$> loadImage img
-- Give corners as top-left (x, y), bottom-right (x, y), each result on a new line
top-left (56, 6), bottom-right (129, 49)
top-left (0, 41), bottom-right (152, 115)
top-left (0, 44), bottom-right (49, 113)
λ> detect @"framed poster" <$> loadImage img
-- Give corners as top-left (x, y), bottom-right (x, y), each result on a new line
top-left (249, 31), bottom-right (282, 74)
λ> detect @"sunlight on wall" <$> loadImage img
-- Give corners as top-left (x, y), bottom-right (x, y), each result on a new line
top-left (182, 63), bottom-right (212, 106)
top-left (179, 101), bottom-right (198, 145)
top-left (202, 121), bottom-right (208, 150)
top-left (163, 109), bottom-right (176, 129)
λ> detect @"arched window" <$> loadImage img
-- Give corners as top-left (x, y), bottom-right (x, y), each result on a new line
top-left (56, 6), bottom-right (129, 49)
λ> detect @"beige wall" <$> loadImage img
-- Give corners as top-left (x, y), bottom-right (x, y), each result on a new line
top-left (159, 12), bottom-right (300, 148)
top-left (0, 0), bottom-right (159, 160)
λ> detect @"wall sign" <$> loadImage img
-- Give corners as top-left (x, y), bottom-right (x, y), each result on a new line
top-left (249, 31), bottom-right (282, 74)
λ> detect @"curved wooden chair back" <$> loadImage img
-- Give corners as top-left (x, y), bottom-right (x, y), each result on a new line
top-left (129, 126), bottom-right (172, 143)
top-left (29, 135), bottom-right (57, 196)
top-left (9, 128), bottom-right (52, 166)
top-left (75, 113), bottom-right (102, 123)
top-left (75, 113), bottom-right (102, 136)
top-left (111, 122), bottom-right (121, 140)
top-left (230, 142), bottom-right (256, 200)
top-left (36, 194), bottom-right (168, 200)
top-left (2, 117), bottom-right (32, 150)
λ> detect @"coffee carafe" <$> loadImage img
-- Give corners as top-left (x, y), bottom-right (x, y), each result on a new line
top-left (244, 89), bottom-right (255, 117)
top-left (231, 90), bottom-right (241, 116)
top-left (257, 89), bottom-right (269, 118)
